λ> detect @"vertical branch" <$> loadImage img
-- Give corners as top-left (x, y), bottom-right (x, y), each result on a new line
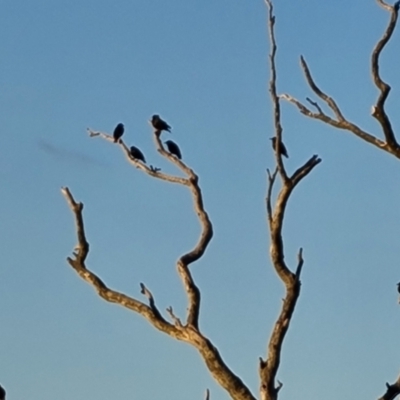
top-left (371, 0), bottom-right (400, 147)
top-left (266, 0), bottom-right (288, 182)
top-left (261, 2), bottom-right (321, 400)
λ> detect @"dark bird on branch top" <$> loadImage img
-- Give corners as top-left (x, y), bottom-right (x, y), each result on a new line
top-left (129, 146), bottom-right (146, 163)
top-left (0, 384), bottom-right (6, 400)
top-left (151, 115), bottom-right (171, 133)
top-left (165, 140), bottom-right (182, 159)
top-left (113, 123), bottom-right (124, 143)
top-left (270, 137), bottom-right (289, 158)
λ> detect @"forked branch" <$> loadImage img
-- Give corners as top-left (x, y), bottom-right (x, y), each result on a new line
top-left (261, 2), bottom-right (321, 400)
top-left (282, 0), bottom-right (400, 158)
top-left (63, 126), bottom-right (256, 400)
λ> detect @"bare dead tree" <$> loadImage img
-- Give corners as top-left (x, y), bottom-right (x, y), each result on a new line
top-left (280, 1), bottom-right (400, 398)
top-left (62, 5), bottom-right (320, 396)
top-left (281, 0), bottom-right (400, 158)
top-left (62, 129), bottom-right (256, 400)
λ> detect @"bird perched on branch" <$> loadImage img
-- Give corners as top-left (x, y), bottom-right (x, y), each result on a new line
top-left (129, 146), bottom-right (146, 163)
top-left (113, 123), bottom-right (124, 143)
top-left (151, 115), bottom-right (171, 133)
top-left (270, 137), bottom-right (289, 158)
top-left (0, 384), bottom-right (6, 400)
top-left (165, 140), bottom-right (182, 159)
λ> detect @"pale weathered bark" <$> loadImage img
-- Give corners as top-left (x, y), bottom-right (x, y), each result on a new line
top-left (282, 0), bottom-right (400, 158)
top-left (63, 127), bottom-right (257, 400)
top-left (281, 1), bottom-right (400, 398)
top-left (259, 3), bottom-right (321, 400)
top-left (62, 2), bottom-right (399, 399)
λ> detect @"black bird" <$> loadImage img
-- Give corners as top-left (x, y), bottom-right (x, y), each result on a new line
top-left (397, 282), bottom-right (400, 304)
top-left (129, 146), bottom-right (146, 163)
top-left (151, 115), bottom-right (171, 133)
top-left (270, 137), bottom-right (289, 158)
top-left (0, 384), bottom-right (5, 400)
top-left (165, 140), bottom-right (182, 159)
top-left (113, 123), bottom-right (124, 143)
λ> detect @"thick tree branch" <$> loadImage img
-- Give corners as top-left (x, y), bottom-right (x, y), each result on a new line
top-left (64, 127), bottom-right (256, 400)
top-left (371, 0), bottom-right (400, 147)
top-left (378, 374), bottom-right (400, 400)
top-left (261, 3), bottom-right (321, 400)
top-left (282, 1), bottom-right (400, 158)
top-left (63, 187), bottom-right (255, 400)
top-left (62, 187), bottom-right (178, 336)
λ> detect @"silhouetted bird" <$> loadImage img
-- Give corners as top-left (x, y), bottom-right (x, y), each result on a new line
top-left (165, 140), bottom-right (182, 159)
top-left (113, 123), bottom-right (124, 143)
top-left (129, 146), bottom-right (146, 163)
top-left (397, 282), bottom-right (400, 304)
top-left (151, 115), bottom-right (171, 133)
top-left (0, 384), bottom-right (5, 400)
top-left (270, 137), bottom-right (288, 158)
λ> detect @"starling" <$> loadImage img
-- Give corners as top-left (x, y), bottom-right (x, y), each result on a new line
top-left (0, 384), bottom-right (5, 400)
top-left (129, 146), bottom-right (146, 163)
top-left (270, 137), bottom-right (289, 158)
top-left (113, 123), bottom-right (124, 143)
top-left (151, 115), bottom-right (171, 133)
top-left (165, 140), bottom-right (182, 159)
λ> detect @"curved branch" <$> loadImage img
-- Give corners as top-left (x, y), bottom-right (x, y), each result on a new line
top-left (282, 1), bottom-right (400, 158)
top-left (87, 129), bottom-right (188, 185)
top-left (64, 131), bottom-right (255, 399)
top-left (371, 0), bottom-right (400, 147)
top-left (62, 187), bottom-right (178, 336)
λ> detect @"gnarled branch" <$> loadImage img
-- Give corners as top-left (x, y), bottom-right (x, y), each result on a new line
top-left (64, 124), bottom-right (256, 400)
top-left (282, 0), bottom-right (400, 158)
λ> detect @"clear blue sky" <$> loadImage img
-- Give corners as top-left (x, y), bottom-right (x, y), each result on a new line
top-left (0, 1), bottom-right (399, 399)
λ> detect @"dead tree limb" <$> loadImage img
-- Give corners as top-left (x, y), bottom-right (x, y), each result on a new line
top-left (281, 0), bottom-right (400, 158)
top-left (378, 374), bottom-right (400, 400)
top-left (63, 127), bottom-right (256, 400)
top-left (260, 3), bottom-right (321, 400)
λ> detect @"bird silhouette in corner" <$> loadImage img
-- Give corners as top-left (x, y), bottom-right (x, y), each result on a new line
top-left (129, 146), bottom-right (146, 163)
top-left (113, 123), bottom-right (124, 143)
top-left (151, 115), bottom-right (171, 134)
top-left (165, 140), bottom-right (182, 159)
top-left (0, 384), bottom-right (6, 400)
top-left (270, 137), bottom-right (288, 158)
